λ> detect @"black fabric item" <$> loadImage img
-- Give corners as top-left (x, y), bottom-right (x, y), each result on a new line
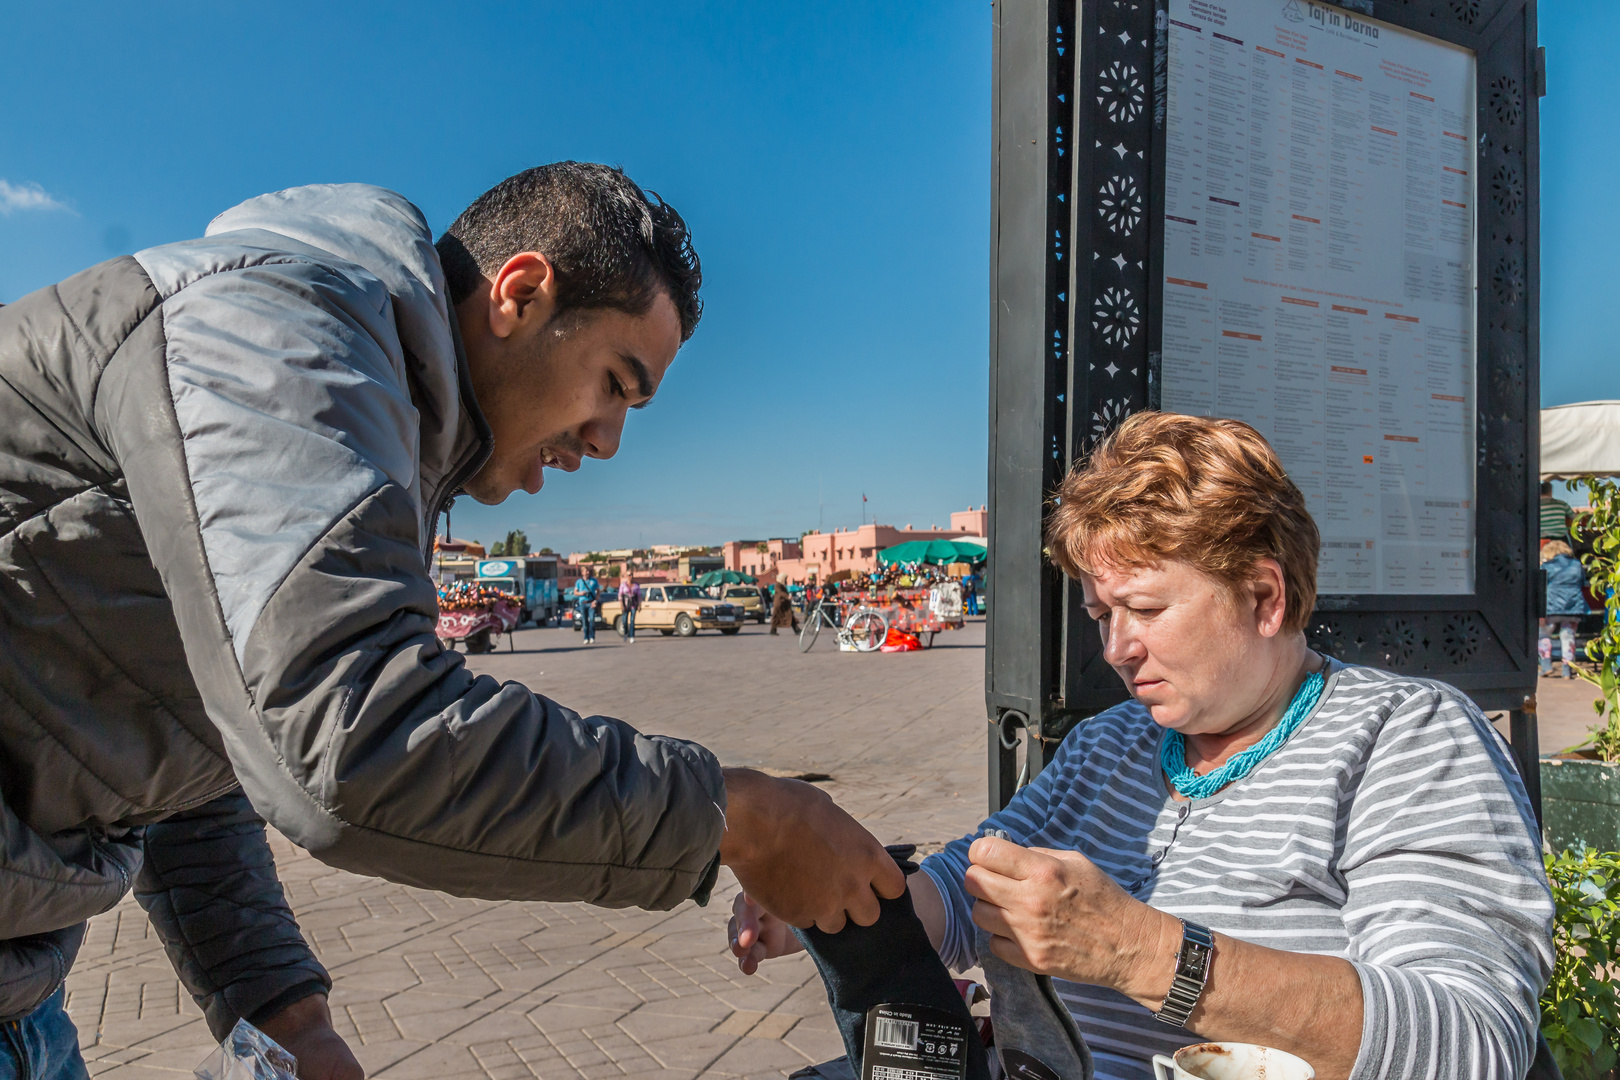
top-left (134, 790), bottom-right (332, 1040)
top-left (788, 1059), bottom-right (856, 1080)
top-left (793, 847), bottom-right (990, 1080)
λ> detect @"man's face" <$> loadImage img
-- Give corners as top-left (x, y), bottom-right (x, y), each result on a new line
top-left (459, 253), bottom-right (682, 504)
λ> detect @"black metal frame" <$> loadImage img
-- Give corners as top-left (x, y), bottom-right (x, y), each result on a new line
top-left (988, 0), bottom-right (1544, 815)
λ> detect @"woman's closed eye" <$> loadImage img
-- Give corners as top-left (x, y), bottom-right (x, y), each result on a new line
top-left (1091, 605), bottom-right (1163, 624)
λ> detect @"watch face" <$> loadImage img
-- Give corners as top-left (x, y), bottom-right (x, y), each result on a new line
top-left (1179, 938), bottom-right (1211, 981)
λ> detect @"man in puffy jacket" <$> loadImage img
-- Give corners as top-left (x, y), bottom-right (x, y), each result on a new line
top-left (0, 163), bottom-right (903, 1078)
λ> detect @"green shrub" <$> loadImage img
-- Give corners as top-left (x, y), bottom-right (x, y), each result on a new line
top-left (1569, 477), bottom-right (1620, 761)
top-left (1543, 848), bottom-right (1620, 1079)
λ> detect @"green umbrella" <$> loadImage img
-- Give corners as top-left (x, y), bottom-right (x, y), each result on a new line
top-left (695, 569), bottom-right (758, 586)
top-left (878, 540), bottom-right (988, 566)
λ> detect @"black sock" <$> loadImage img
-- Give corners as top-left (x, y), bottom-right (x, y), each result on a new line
top-left (792, 847), bottom-right (990, 1080)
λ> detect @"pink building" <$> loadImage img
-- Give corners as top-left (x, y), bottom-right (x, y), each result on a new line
top-left (950, 505), bottom-right (988, 537)
top-left (765, 509), bottom-right (987, 584)
top-left (721, 538), bottom-right (801, 583)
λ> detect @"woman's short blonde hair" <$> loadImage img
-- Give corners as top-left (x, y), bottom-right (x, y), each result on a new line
top-left (1046, 412), bottom-right (1319, 633)
top-left (1541, 539), bottom-right (1573, 563)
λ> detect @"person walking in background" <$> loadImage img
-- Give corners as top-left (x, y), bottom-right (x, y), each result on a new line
top-left (962, 570), bottom-right (979, 615)
top-left (619, 577), bottom-right (642, 643)
top-left (578, 566), bottom-right (601, 644)
top-left (770, 581), bottom-right (799, 636)
top-left (1541, 539), bottom-right (1588, 678)
top-left (1540, 480), bottom-right (1574, 546)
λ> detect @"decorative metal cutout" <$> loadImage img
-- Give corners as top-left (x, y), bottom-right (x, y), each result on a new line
top-left (1379, 617), bottom-right (1425, 668)
top-left (1098, 61), bottom-right (1146, 125)
top-left (1449, 0), bottom-right (1481, 27)
top-left (1490, 75), bottom-right (1523, 127)
top-left (1489, 438), bottom-right (1527, 486)
top-left (1441, 615), bottom-right (1483, 665)
top-left (1098, 175), bottom-right (1143, 236)
top-left (1490, 536), bottom-right (1525, 587)
top-left (1491, 255), bottom-right (1526, 306)
top-left (1306, 620), bottom-right (1348, 660)
top-left (1490, 163), bottom-right (1524, 217)
top-left (1489, 367), bottom-right (1524, 421)
top-left (1093, 286), bottom-right (1142, 347)
top-left (1090, 398), bottom-right (1131, 445)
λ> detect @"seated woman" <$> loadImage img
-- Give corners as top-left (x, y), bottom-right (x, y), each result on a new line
top-left (731, 413), bottom-right (1553, 1080)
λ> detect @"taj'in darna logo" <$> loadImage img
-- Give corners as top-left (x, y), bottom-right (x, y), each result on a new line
top-left (1283, 0), bottom-right (1306, 22)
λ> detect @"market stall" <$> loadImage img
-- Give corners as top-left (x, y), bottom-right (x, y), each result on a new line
top-left (826, 559), bottom-right (972, 649)
top-left (436, 580), bottom-right (521, 653)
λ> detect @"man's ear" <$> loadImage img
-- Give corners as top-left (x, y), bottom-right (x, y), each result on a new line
top-left (487, 252), bottom-right (559, 339)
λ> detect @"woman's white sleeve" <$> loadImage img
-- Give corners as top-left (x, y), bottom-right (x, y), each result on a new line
top-left (1339, 690), bottom-right (1554, 1080)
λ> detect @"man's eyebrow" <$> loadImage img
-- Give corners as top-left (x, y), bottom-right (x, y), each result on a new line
top-left (621, 352), bottom-right (656, 407)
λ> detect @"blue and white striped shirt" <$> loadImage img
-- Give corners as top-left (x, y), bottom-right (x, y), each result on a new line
top-left (920, 661), bottom-right (1553, 1080)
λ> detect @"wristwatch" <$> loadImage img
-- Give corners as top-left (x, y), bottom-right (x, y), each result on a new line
top-left (1154, 919), bottom-right (1214, 1027)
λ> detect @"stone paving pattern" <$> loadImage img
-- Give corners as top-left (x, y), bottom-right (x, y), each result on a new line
top-left (67, 619), bottom-right (992, 1078)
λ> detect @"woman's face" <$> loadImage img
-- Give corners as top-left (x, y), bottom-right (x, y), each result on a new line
top-left (1080, 557), bottom-right (1291, 737)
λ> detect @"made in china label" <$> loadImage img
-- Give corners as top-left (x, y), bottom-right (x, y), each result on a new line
top-left (860, 1002), bottom-right (972, 1080)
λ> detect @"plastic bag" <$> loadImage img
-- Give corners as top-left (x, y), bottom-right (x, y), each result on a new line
top-left (193, 1018), bottom-right (297, 1080)
top-left (880, 628), bottom-right (922, 652)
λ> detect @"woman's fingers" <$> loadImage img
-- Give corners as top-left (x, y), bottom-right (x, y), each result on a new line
top-left (967, 835), bottom-right (1050, 877)
top-left (969, 899), bottom-right (1013, 938)
top-left (984, 927), bottom-right (1035, 972)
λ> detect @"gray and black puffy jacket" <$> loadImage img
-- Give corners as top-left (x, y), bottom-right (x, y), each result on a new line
top-left (0, 184), bottom-right (727, 1032)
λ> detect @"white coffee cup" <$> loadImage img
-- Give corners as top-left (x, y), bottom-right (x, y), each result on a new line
top-left (1152, 1042), bottom-right (1315, 1080)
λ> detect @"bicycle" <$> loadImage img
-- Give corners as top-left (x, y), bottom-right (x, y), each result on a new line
top-left (798, 595), bottom-right (888, 653)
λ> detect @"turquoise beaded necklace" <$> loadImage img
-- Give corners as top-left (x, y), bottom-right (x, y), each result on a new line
top-left (1160, 665), bottom-right (1327, 800)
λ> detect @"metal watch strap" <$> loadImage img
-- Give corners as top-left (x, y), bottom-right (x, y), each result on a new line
top-left (1154, 919), bottom-right (1214, 1027)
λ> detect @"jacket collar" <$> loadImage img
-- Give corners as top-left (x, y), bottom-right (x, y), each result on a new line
top-left (421, 311), bottom-right (495, 553)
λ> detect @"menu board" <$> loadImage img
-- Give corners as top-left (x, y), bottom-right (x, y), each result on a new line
top-left (1159, 0), bottom-right (1477, 594)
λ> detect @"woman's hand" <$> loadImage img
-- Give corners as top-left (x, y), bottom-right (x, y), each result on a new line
top-left (728, 890), bottom-right (806, 974)
top-left (964, 836), bottom-right (1179, 1002)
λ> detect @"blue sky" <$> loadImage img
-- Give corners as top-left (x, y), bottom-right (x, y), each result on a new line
top-left (2, 3), bottom-right (1606, 552)
top-left (0, 2), bottom-right (990, 554)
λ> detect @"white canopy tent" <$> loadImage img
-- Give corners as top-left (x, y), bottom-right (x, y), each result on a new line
top-left (1540, 400), bottom-right (1620, 480)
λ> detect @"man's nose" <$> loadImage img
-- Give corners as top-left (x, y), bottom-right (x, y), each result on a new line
top-left (580, 413), bottom-right (624, 460)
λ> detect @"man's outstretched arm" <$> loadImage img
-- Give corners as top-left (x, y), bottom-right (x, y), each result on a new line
top-left (105, 240), bottom-right (898, 926)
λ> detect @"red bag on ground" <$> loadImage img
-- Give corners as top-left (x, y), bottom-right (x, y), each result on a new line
top-left (880, 628), bottom-right (922, 652)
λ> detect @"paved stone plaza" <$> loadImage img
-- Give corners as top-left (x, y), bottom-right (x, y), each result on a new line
top-left (60, 615), bottom-right (1592, 1078)
top-left (66, 619), bottom-right (992, 1079)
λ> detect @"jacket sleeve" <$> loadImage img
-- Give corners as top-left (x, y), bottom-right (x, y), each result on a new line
top-left (135, 790), bottom-right (330, 1041)
top-left (99, 254), bottom-right (725, 908)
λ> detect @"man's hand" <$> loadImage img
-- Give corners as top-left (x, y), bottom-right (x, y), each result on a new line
top-left (964, 836), bottom-right (1180, 1001)
top-left (728, 890), bottom-right (807, 974)
top-left (720, 768), bottom-right (905, 932)
top-left (256, 994), bottom-right (364, 1080)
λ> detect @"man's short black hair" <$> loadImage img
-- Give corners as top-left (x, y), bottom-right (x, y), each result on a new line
top-left (436, 162), bottom-right (702, 341)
